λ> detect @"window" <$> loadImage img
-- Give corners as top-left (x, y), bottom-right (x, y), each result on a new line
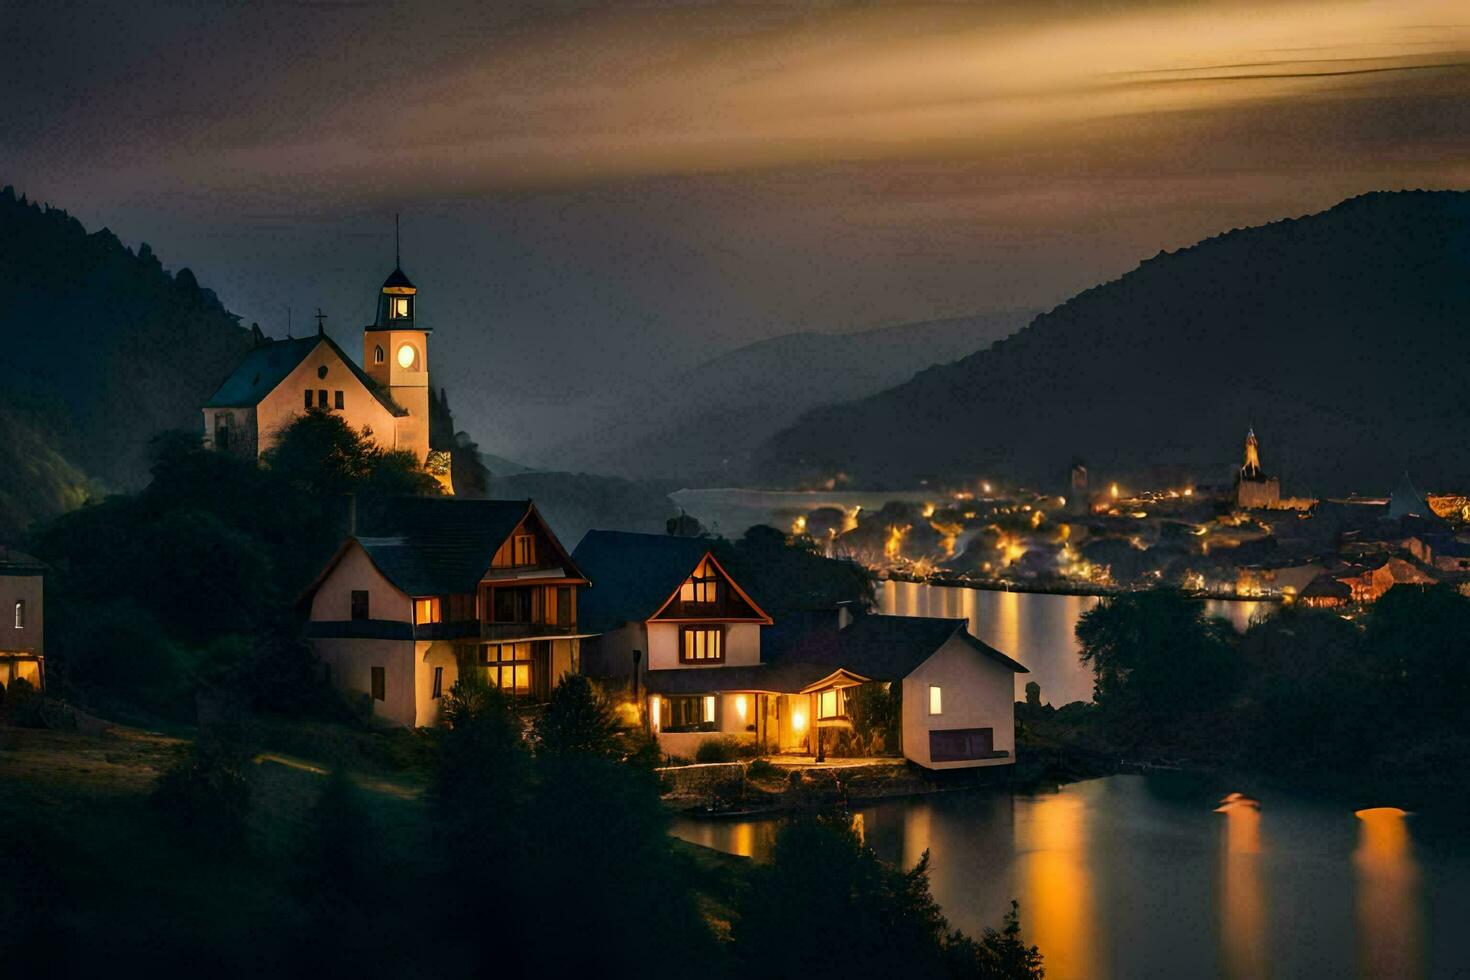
top-left (663, 695), bottom-right (716, 733)
top-left (929, 728), bottom-right (997, 763)
top-left (391, 296), bottom-right (412, 319)
top-left (13, 600), bottom-right (23, 629)
top-left (928, 685), bottom-right (943, 716)
top-left (555, 586), bottom-right (572, 627)
top-left (214, 413), bottom-right (232, 451)
top-left (680, 626), bottom-right (724, 663)
top-left (492, 588), bottom-right (533, 624)
top-left (512, 533), bottom-right (536, 567)
top-left (351, 590), bottom-right (370, 620)
top-left (374, 345), bottom-right (385, 364)
top-left (679, 558), bottom-right (719, 605)
top-left (817, 687), bottom-right (847, 720)
top-left (334, 390), bottom-right (344, 410)
top-left (317, 389), bottom-right (328, 408)
top-left (481, 642), bottom-right (533, 696)
top-left (432, 666), bottom-right (444, 699)
top-left (317, 365), bottom-right (328, 380)
top-left (371, 666), bottom-right (385, 701)
top-left (397, 344), bottom-right (416, 369)
top-left (304, 389), bottom-right (313, 409)
top-left (415, 597), bottom-right (441, 625)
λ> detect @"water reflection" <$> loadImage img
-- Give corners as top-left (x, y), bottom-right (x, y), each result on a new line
top-left (1215, 793), bottom-right (1266, 980)
top-left (878, 581), bottom-right (1271, 704)
top-left (1354, 807), bottom-right (1422, 979)
top-left (1016, 791), bottom-right (1097, 980)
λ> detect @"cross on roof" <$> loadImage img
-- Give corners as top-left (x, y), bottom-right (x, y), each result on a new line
top-left (314, 308), bottom-right (328, 335)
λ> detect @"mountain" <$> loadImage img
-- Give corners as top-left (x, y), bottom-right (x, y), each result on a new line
top-left (755, 191), bottom-right (1470, 496)
top-left (538, 311), bottom-right (1031, 484)
top-left (0, 186), bottom-right (252, 535)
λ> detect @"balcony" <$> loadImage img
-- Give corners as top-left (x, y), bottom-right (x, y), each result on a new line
top-left (480, 621), bottom-right (583, 643)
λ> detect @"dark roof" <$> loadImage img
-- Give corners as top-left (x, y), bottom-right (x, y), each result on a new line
top-left (202, 334), bottom-right (406, 417)
top-left (771, 614), bottom-right (1028, 679)
top-left (645, 662), bottom-right (837, 696)
top-left (0, 549), bottom-right (45, 577)
top-left (348, 497), bottom-right (541, 596)
top-left (382, 267), bottom-right (415, 290)
top-left (1301, 575), bottom-right (1352, 599)
top-left (572, 530), bottom-right (714, 633)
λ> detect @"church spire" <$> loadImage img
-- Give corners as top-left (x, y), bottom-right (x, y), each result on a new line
top-left (1242, 427), bottom-right (1262, 479)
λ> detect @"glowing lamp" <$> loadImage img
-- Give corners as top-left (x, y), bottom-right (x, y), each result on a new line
top-left (792, 709), bottom-right (807, 732)
top-left (650, 696), bottom-right (661, 731)
top-left (735, 695), bottom-right (748, 720)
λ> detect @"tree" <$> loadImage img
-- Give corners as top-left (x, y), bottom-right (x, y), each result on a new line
top-left (263, 407), bottom-right (440, 500)
top-left (1363, 584), bottom-right (1470, 721)
top-left (533, 673), bottom-right (621, 760)
top-left (1075, 589), bottom-right (1240, 736)
top-left (733, 807), bottom-right (1042, 979)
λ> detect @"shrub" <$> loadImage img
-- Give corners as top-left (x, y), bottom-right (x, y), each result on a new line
top-left (151, 730), bottom-right (253, 847)
top-left (694, 737), bottom-right (740, 763)
top-left (847, 682), bottom-right (901, 755)
top-left (746, 758), bottom-right (782, 781)
top-left (1, 677), bottom-right (45, 728)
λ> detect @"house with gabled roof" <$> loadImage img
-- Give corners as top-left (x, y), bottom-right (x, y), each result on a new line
top-left (0, 548), bottom-right (45, 696)
top-left (302, 496), bottom-right (589, 726)
top-left (572, 529), bottom-right (1026, 769)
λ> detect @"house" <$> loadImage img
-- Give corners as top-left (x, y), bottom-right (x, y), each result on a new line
top-left (572, 530), bottom-right (1026, 770)
top-left (0, 549), bottom-right (45, 694)
top-left (201, 264), bottom-right (446, 488)
top-left (302, 497), bottom-right (589, 726)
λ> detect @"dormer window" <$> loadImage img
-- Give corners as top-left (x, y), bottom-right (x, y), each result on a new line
top-left (680, 558), bottom-right (719, 605)
top-left (390, 296), bottom-right (412, 320)
top-left (374, 345), bottom-right (385, 365)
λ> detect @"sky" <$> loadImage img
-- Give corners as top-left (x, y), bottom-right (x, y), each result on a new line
top-left (6, 0), bottom-right (1469, 460)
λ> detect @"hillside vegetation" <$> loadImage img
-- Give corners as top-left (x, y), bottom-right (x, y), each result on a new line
top-left (758, 191), bottom-right (1470, 495)
top-left (0, 187), bottom-right (251, 535)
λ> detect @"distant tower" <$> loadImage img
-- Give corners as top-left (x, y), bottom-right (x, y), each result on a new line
top-left (1068, 459), bottom-right (1090, 515)
top-left (363, 256), bottom-right (431, 468)
top-left (1235, 427), bottom-right (1279, 510)
top-left (1241, 428), bottom-right (1263, 479)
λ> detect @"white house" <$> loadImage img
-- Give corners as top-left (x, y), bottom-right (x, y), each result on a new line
top-left (302, 497), bottom-right (589, 726)
top-left (0, 549), bottom-right (45, 695)
top-left (572, 530), bottom-right (1026, 770)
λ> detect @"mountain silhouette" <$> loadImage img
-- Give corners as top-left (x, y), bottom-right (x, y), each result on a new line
top-left (756, 191), bottom-right (1470, 497)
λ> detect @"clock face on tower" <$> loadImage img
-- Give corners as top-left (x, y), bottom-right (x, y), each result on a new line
top-left (397, 343), bottom-right (417, 369)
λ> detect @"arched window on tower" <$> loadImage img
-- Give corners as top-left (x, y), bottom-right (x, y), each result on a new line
top-left (374, 345), bottom-right (385, 365)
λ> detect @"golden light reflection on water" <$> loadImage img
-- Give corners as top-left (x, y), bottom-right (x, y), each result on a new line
top-left (1017, 792), bottom-right (1096, 980)
top-left (1215, 793), bottom-right (1267, 980)
top-left (1354, 807), bottom-right (1422, 979)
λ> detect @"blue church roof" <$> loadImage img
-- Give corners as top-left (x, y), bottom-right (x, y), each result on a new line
top-left (202, 334), bottom-right (406, 417)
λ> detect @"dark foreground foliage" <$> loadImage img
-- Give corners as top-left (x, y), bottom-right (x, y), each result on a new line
top-left (2, 674), bottom-right (1045, 979)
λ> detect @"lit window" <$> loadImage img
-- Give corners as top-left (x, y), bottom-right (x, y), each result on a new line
top-left (371, 666), bottom-right (385, 701)
top-left (681, 626), bottom-right (723, 663)
top-left (481, 642), bottom-right (535, 697)
top-left (663, 695), bottom-right (715, 732)
top-left (391, 296), bottom-right (411, 319)
top-left (929, 685), bottom-right (943, 715)
top-left (512, 534), bottom-right (536, 566)
top-left (374, 345), bottom-right (385, 364)
top-left (650, 696), bottom-right (662, 730)
top-left (818, 687), bottom-right (846, 720)
top-left (679, 558), bottom-right (719, 604)
top-left (13, 600), bottom-right (23, 629)
top-left (397, 344), bottom-right (416, 369)
top-left (414, 597), bottom-right (441, 625)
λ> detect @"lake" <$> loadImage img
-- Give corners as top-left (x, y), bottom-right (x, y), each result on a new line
top-left (672, 774), bottom-right (1470, 979)
top-left (876, 580), bottom-right (1271, 705)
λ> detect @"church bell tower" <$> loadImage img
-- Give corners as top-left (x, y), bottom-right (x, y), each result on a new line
top-left (364, 260), bottom-right (431, 468)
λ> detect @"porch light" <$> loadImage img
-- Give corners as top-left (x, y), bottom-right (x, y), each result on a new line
top-left (650, 696), bottom-right (661, 731)
top-left (735, 695), bottom-right (748, 720)
top-left (792, 709), bottom-right (807, 732)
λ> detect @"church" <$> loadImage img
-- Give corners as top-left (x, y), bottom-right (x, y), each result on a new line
top-left (200, 264), bottom-right (441, 484)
